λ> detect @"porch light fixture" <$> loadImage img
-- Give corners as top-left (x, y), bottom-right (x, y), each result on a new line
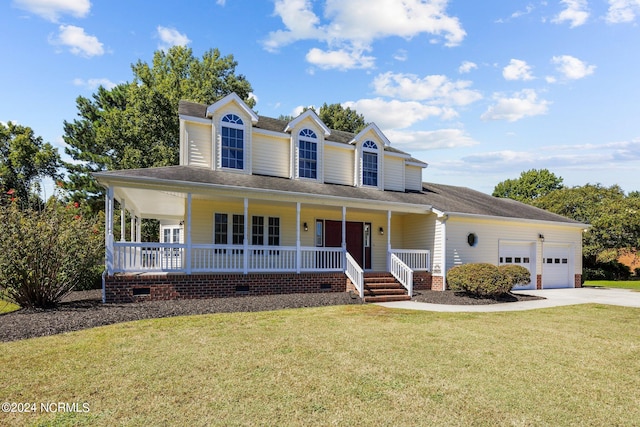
top-left (379, 227), bottom-right (384, 235)
top-left (538, 234), bottom-right (545, 241)
top-left (303, 222), bottom-right (308, 231)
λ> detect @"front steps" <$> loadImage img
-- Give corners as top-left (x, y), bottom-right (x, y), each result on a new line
top-left (363, 273), bottom-right (411, 303)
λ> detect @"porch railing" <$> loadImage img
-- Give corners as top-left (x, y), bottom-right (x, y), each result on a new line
top-left (114, 243), bottom-right (345, 273)
top-left (390, 249), bottom-right (430, 271)
top-left (345, 252), bottom-right (364, 298)
top-left (390, 253), bottom-right (413, 297)
top-left (113, 242), bottom-right (186, 272)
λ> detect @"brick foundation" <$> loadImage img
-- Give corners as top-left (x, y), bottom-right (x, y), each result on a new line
top-left (431, 275), bottom-right (444, 291)
top-left (536, 274), bottom-right (542, 290)
top-left (574, 274), bottom-right (582, 288)
top-left (413, 271), bottom-right (433, 290)
top-left (105, 272), bottom-right (347, 303)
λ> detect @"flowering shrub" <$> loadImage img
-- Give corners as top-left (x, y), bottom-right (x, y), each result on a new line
top-left (0, 200), bottom-right (103, 308)
top-left (447, 263), bottom-right (530, 297)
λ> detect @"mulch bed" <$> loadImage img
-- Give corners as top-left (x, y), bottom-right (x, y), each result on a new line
top-left (0, 289), bottom-right (543, 343)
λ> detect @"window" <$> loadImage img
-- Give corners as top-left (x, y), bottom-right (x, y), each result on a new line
top-left (268, 217), bottom-right (280, 246)
top-left (232, 214), bottom-right (244, 245)
top-left (163, 227), bottom-right (180, 243)
top-left (214, 213), bottom-right (228, 245)
top-left (362, 140), bottom-right (378, 186)
top-left (252, 216), bottom-right (264, 246)
top-left (221, 114), bottom-right (244, 170)
top-left (298, 129), bottom-right (317, 179)
top-left (316, 220), bottom-right (323, 247)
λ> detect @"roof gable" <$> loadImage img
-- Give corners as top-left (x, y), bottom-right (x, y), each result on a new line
top-left (206, 93), bottom-right (259, 124)
top-left (285, 109), bottom-right (331, 137)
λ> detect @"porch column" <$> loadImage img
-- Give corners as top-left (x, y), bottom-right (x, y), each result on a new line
top-left (186, 193), bottom-right (192, 274)
top-left (105, 186), bottom-right (115, 275)
top-left (120, 199), bottom-right (126, 242)
top-left (243, 198), bottom-right (249, 274)
top-left (130, 212), bottom-right (135, 242)
top-left (387, 210), bottom-right (392, 270)
top-left (136, 216), bottom-right (141, 242)
top-left (296, 202), bottom-right (301, 274)
top-left (341, 206), bottom-right (347, 252)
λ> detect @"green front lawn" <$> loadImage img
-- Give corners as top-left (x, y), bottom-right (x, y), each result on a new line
top-left (584, 280), bottom-right (640, 290)
top-left (2, 304), bottom-right (639, 426)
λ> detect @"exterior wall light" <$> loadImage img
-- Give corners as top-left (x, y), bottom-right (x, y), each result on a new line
top-left (538, 234), bottom-right (545, 241)
top-left (379, 227), bottom-right (384, 235)
top-left (303, 222), bottom-right (308, 231)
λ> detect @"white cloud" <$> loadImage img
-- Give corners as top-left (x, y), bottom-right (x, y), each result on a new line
top-left (384, 128), bottom-right (479, 151)
top-left (157, 26), bottom-right (191, 50)
top-left (73, 78), bottom-right (118, 90)
top-left (551, 55), bottom-right (596, 79)
top-left (606, 0), bottom-right (640, 23)
top-left (343, 98), bottom-right (449, 129)
top-left (306, 47), bottom-right (375, 70)
top-left (50, 25), bottom-right (104, 57)
top-left (458, 61), bottom-right (477, 74)
top-left (502, 59), bottom-right (534, 81)
top-left (372, 72), bottom-right (482, 106)
top-left (495, 4), bottom-right (535, 23)
top-left (13, 0), bottom-right (90, 22)
top-left (481, 89), bottom-right (550, 122)
top-left (393, 49), bottom-right (408, 62)
top-left (553, 0), bottom-right (589, 27)
top-left (263, 0), bottom-right (466, 70)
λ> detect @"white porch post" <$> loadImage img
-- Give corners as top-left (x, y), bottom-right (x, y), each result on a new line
top-left (387, 210), bottom-right (392, 271)
top-left (341, 206), bottom-right (347, 252)
top-left (120, 199), bottom-right (126, 242)
top-left (243, 198), bottom-right (249, 274)
top-left (296, 202), bottom-right (301, 274)
top-left (105, 186), bottom-right (115, 275)
top-left (186, 193), bottom-right (192, 274)
top-left (130, 212), bottom-right (135, 242)
top-left (136, 216), bottom-right (141, 242)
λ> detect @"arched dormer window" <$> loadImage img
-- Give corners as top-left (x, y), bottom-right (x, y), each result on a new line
top-left (298, 128), bottom-right (318, 179)
top-left (221, 114), bottom-right (244, 170)
top-left (362, 140), bottom-right (378, 187)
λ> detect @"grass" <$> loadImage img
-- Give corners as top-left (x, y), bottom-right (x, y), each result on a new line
top-left (2, 304), bottom-right (640, 426)
top-left (584, 280), bottom-right (640, 290)
top-left (0, 295), bottom-right (19, 314)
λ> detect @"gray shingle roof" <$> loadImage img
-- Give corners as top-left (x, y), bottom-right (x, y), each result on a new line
top-left (95, 165), bottom-right (582, 225)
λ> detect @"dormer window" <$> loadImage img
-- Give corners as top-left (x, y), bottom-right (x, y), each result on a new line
top-left (298, 128), bottom-right (318, 179)
top-left (221, 114), bottom-right (244, 170)
top-left (362, 140), bottom-right (378, 187)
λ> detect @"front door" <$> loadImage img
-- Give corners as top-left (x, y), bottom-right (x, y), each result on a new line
top-left (322, 220), bottom-right (368, 269)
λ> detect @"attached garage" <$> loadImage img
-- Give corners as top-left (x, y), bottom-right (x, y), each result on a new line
top-left (542, 244), bottom-right (573, 288)
top-left (499, 241), bottom-right (536, 290)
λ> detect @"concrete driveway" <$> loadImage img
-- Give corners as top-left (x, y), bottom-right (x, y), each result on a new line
top-left (377, 287), bottom-right (640, 312)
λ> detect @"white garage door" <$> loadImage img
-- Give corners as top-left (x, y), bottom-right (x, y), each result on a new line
top-left (499, 242), bottom-right (535, 290)
top-left (543, 245), bottom-right (572, 288)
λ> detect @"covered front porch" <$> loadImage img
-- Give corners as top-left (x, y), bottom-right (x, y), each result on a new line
top-left (100, 171), bottom-right (432, 300)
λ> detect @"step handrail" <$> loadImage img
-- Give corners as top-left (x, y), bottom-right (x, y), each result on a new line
top-left (390, 253), bottom-right (413, 297)
top-left (345, 252), bottom-right (364, 299)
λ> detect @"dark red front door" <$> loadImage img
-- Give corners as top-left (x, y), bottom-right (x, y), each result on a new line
top-left (323, 220), bottom-right (366, 268)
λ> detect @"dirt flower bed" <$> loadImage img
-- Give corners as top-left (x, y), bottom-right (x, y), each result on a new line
top-left (412, 290), bottom-right (544, 305)
top-left (0, 289), bottom-right (543, 342)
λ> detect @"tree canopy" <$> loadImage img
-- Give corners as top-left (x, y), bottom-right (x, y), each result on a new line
top-left (63, 46), bottom-right (254, 205)
top-left (286, 103), bottom-right (367, 133)
top-left (0, 121), bottom-right (60, 207)
top-left (492, 169), bottom-right (564, 203)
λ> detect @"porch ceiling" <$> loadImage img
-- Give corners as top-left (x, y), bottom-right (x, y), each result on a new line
top-left (114, 187), bottom-right (185, 219)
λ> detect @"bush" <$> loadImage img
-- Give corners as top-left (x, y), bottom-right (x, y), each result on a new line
top-left (447, 263), bottom-right (530, 298)
top-left (0, 200), bottom-right (103, 308)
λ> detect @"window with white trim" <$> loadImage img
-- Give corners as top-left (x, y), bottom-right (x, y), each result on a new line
top-left (362, 140), bottom-right (378, 187)
top-left (298, 128), bottom-right (318, 179)
top-left (221, 114), bottom-right (244, 170)
top-left (214, 213), bottom-right (244, 245)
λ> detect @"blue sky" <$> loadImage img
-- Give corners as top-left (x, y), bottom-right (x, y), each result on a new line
top-left (1, 0), bottom-right (639, 195)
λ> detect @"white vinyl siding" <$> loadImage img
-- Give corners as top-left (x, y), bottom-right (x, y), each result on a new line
top-left (384, 155), bottom-right (405, 191)
top-left (324, 145), bottom-right (354, 185)
top-left (442, 216), bottom-right (583, 279)
top-left (252, 132), bottom-right (290, 177)
top-left (405, 165), bottom-right (423, 192)
top-left (184, 122), bottom-right (212, 168)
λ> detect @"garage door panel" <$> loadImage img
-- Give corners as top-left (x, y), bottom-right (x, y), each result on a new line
top-left (499, 242), bottom-right (535, 290)
top-left (542, 246), bottom-right (571, 288)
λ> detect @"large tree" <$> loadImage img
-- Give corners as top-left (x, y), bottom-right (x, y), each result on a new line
top-left (316, 102), bottom-right (367, 133)
top-left (492, 169), bottom-right (564, 203)
top-left (63, 46), bottom-right (254, 205)
top-left (533, 184), bottom-right (640, 263)
top-left (0, 121), bottom-right (60, 207)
